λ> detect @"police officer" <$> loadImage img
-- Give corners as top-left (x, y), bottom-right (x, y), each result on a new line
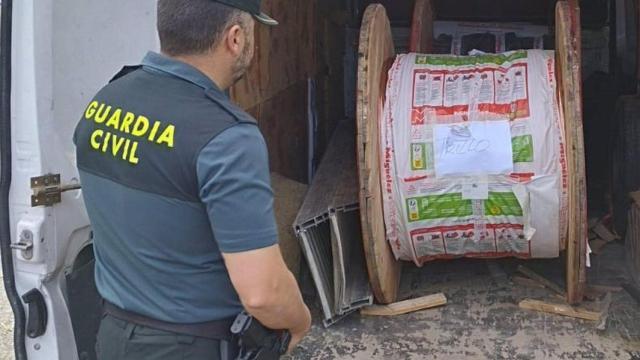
top-left (73, 0), bottom-right (312, 359)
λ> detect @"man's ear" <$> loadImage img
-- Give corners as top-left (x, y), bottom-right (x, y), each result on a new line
top-left (224, 24), bottom-right (244, 57)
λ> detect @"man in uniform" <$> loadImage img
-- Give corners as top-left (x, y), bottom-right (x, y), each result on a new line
top-left (73, 0), bottom-right (311, 359)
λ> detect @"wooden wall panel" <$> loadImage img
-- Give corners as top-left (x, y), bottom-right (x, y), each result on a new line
top-left (231, 0), bottom-right (318, 183)
top-left (231, 0), bottom-right (317, 110)
top-left (246, 81), bottom-right (309, 183)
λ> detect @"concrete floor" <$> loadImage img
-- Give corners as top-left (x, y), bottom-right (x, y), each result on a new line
top-left (0, 268), bottom-right (16, 360)
top-left (291, 242), bottom-right (640, 359)
top-left (0, 244), bottom-right (638, 359)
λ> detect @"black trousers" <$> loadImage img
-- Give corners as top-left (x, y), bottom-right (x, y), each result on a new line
top-left (96, 313), bottom-right (236, 360)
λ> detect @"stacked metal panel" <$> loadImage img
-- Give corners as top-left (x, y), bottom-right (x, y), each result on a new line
top-left (294, 120), bottom-right (373, 327)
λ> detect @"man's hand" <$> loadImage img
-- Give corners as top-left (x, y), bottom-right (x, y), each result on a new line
top-left (287, 304), bottom-right (311, 353)
top-left (223, 245), bottom-right (311, 351)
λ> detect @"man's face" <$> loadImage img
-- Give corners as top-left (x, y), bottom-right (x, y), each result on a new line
top-left (231, 17), bottom-right (255, 84)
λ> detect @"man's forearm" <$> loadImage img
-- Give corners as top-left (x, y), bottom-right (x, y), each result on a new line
top-left (243, 270), bottom-right (311, 333)
top-left (223, 245), bottom-right (311, 336)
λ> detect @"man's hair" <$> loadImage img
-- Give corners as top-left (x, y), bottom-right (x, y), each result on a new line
top-left (157, 0), bottom-right (248, 56)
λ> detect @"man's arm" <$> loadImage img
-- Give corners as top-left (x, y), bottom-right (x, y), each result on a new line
top-left (223, 245), bottom-right (311, 349)
top-left (197, 123), bottom-right (311, 350)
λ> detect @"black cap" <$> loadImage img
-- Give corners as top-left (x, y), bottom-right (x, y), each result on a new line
top-left (213, 0), bottom-right (278, 26)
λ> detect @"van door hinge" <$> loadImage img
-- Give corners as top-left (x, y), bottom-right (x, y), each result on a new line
top-left (30, 174), bottom-right (81, 207)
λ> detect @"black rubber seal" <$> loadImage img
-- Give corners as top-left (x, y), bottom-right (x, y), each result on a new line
top-left (0, 1), bottom-right (28, 359)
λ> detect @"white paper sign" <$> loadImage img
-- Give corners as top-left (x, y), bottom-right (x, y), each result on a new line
top-left (433, 121), bottom-right (514, 177)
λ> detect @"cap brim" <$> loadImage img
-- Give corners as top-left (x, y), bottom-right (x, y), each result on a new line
top-left (253, 12), bottom-right (278, 26)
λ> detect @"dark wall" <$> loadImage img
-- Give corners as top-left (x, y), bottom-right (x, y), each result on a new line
top-left (358, 0), bottom-right (610, 26)
top-left (358, 0), bottom-right (413, 25)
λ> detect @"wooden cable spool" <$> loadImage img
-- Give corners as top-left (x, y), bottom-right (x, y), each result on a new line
top-left (357, 1), bottom-right (587, 304)
top-left (409, 0), bottom-right (434, 53)
top-left (356, 4), bottom-right (401, 304)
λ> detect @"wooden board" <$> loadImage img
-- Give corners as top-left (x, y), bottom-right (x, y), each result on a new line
top-left (587, 284), bottom-right (623, 293)
top-left (246, 81), bottom-right (309, 182)
top-left (556, 0), bottom-right (587, 305)
top-left (356, 4), bottom-right (401, 304)
top-left (591, 223), bottom-right (618, 243)
top-left (519, 299), bottom-right (601, 321)
top-left (360, 293), bottom-right (447, 316)
top-left (626, 196), bottom-right (640, 286)
top-left (409, 0), bottom-right (434, 53)
top-left (512, 276), bottom-right (547, 290)
top-left (231, 0), bottom-right (317, 183)
top-left (230, 0), bottom-right (317, 110)
top-left (517, 265), bottom-right (565, 296)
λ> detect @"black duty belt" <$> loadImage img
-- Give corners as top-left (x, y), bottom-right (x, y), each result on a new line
top-left (102, 300), bottom-right (234, 341)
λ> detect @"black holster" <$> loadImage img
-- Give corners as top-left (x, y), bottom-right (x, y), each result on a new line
top-left (230, 312), bottom-right (291, 360)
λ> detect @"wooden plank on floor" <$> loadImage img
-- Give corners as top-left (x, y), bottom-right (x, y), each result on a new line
top-left (587, 284), bottom-right (623, 293)
top-left (592, 223), bottom-right (619, 243)
top-left (360, 293), bottom-right (447, 316)
top-left (512, 276), bottom-right (546, 290)
top-left (519, 299), bottom-right (601, 321)
top-left (517, 265), bottom-right (565, 296)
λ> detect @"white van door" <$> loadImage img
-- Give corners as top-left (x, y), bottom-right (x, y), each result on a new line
top-left (1, 1), bottom-right (159, 359)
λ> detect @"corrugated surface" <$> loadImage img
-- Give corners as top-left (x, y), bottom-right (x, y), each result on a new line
top-left (332, 208), bottom-right (373, 313)
top-left (295, 120), bottom-right (372, 326)
top-left (298, 220), bottom-right (335, 321)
